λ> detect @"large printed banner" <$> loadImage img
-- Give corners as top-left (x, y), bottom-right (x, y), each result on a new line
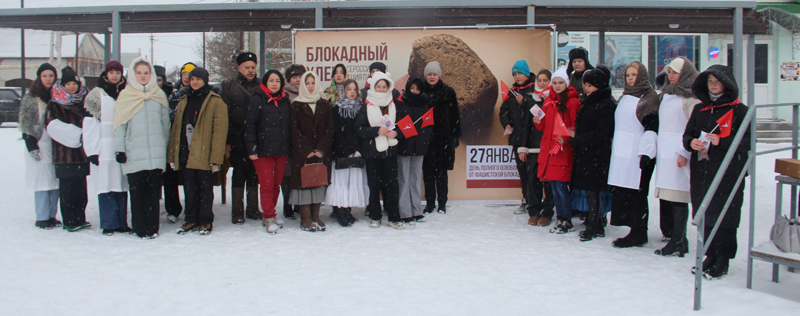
top-left (295, 28), bottom-right (551, 200)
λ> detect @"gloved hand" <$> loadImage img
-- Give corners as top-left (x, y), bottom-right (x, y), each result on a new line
top-left (639, 155), bottom-right (655, 170)
top-left (116, 152), bottom-right (127, 164)
top-left (29, 149), bottom-right (41, 162)
top-left (210, 164), bottom-right (220, 173)
top-left (451, 137), bottom-right (460, 149)
top-left (88, 155), bottom-right (99, 166)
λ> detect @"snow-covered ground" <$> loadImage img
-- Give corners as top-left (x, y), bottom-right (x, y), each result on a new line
top-left (0, 123), bottom-right (798, 315)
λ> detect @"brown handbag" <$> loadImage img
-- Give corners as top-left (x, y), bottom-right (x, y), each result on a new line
top-left (301, 157), bottom-right (328, 188)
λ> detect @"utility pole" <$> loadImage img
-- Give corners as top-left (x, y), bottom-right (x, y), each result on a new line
top-left (20, 0), bottom-right (25, 95)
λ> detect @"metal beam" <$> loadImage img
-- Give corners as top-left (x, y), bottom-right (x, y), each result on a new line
top-left (112, 11), bottom-right (120, 61)
top-left (315, 7), bottom-right (323, 28)
top-left (103, 33), bottom-right (111, 65)
top-left (746, 32), bottom-right (756, 289)
top-left (598, 31), bottom-right (606, 65)
top-left (527, 5), bottom-right (535, 26)
top-left (259, 30), bottom-right (266, 76)
top-left (734, 7), bottom-right (744, 93)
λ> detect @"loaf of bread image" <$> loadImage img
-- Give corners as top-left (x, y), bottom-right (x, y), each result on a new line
top-left (407, 33), bottom-right (498, 143)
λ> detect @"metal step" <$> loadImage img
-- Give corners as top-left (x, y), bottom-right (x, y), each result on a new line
top-left (757, 131), bottom-right (795, 138)
top-left (757, 137), bottom-right (795, 144)
top-left (756, 120), bottom-right (794, 131)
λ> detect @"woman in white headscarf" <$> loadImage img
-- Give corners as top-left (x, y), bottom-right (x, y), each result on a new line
top-left (113, 57), bottom-right (171, 239)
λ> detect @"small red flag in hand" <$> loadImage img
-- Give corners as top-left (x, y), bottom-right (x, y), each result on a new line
top-left (552, 113), bottom-right (571, 137)
top-left (500, 80), bottom-right (511, 102)
top-left (397, 115), bottom-right (418, 138)
top-left (420, 108), bottom-right (434, 128)
top-left (716, 109), bottom-right (734, 138)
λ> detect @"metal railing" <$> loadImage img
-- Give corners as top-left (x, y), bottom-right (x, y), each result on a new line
top-left (692, 102), bottom-right (799, 310)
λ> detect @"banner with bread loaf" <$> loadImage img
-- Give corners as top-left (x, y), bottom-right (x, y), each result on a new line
top-left (295, 28), bottom-right (551, 201)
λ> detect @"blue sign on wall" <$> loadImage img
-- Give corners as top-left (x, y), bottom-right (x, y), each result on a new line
top-left (656, 36), bottom-right (696, 73)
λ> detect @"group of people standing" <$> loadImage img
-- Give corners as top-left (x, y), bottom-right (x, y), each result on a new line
top-left (19, 53), bottom-right (462, 238)
top-left (500, 47), bottom-right (749, 280)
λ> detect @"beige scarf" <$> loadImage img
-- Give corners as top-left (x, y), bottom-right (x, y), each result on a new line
top-left (293, 71), bottom-right (322, 104)
top-left (113, 57), bottom-right (169, 131)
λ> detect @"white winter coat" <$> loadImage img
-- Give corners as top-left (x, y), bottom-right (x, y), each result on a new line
top-left (22, 96), bottom-right (58, 192)
top-left (83, 92), bottom-right (129, 194)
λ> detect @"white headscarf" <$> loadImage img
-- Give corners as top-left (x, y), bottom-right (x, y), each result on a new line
top-left (293, 71), bottom-right (322, 104)
top-left (364, 71), bottom-right (397, 152)
top-left (113, 57), bottom-right (168, 131)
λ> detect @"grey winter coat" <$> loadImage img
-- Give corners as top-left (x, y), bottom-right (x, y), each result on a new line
top-left (113, 98), bottom-right (171, 174)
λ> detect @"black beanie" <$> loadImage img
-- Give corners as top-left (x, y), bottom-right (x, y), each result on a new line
top-left (582, 65), bottom-right (611, 90)
top-left (189, 67), bottom-right (210, 85)
top-left (369, 62), bottom-right (387, 73)
top-left (61, 66), bottom-right (80, 87)
top-left (37, 63), bottom-right (57, 79)
top-left (154, 65), bottom-right (167, 80)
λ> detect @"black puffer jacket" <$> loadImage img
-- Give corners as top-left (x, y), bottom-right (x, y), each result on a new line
top-left (423, 80), bottom-right (462, 170)
top-left (331, 100), bottom-right (362, 159)
top-left (244, 86), bottom-right (291, 158)
top-left (570, 87), bottom-right (616, 191)
top-left (95, 71), bottom-right (127, 100)
top-left (354, 103), bottom-right (398, 159)
top-left (498, 74), bottom-right (542, 154)
top-left (221, 73), bottom-right (261, 148)
top-left (395, 77), bottom-right (433, 156)
top-left (683, 65), bottom-right (750, 229)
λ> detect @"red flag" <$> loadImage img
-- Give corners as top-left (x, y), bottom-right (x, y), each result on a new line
top-left (420, 108), bottom-right (434, 128)
top-left (716, 109), bottom-right (734, 138)
top-left (552, 113), bottom-right (571, 137)
top-left (500, 80), bottom-right (511, 102)
top-left (397, 115), bottom-right (418, 138)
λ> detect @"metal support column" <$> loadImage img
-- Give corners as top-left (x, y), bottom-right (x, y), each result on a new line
top-left (112, 11), bottom-right (121, 62)
top-left (315, 8), bottom-right (323, 29)
top-left (733, 7), bottom-right (744, 93)
top-left (259, 31), bottom-right (267, 75)
top-left (104, 33), bottom-right (111, 64)
top-left (20, 0), bottom-right (25, 95)
top-left (598, 31), bottom-right (606, 65)
top-left (527, 5), bottom-right (535, 26)
top-left (746, 33), bottom-right (757, 288)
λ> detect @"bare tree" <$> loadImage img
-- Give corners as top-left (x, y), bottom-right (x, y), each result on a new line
top-left (198, 32), bottom-right (242, 81)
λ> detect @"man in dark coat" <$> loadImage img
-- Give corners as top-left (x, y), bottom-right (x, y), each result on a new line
top-left (220, 52), bottom-right (262, 223)
top-left (421, 61), bottom-right (462, 214)
top-left (567, 47), bottom-right (595, 101)
top-left (683, 65), bottom-right (750, 279)
top-left (154, 65), bottom-right (174, 97)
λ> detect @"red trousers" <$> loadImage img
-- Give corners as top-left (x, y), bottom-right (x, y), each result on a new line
top-left (252, 155), bottom-right (288, 219)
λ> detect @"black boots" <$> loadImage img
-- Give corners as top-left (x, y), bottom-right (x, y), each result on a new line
top-left (245, 186), bottom-right (262, 220)
top-left (692, 256), bottom-right (729, 279)
top-left (335, 207), bottom-right (357, 227)
top-left (579, 191), bottom-right (604, 242)
top-left (612, 228), bottom-right (648, 248)
top-left (423, 204), bottom-right (435, 214)
top-left (231, 187), bottom-right (245, 224)
top-left (655, 203), bottom-right (689, 257)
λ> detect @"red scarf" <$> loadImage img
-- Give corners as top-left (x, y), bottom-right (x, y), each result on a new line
top-left (511, 81), bottom-right (536, 92)
top-left (700, 97), bottom-right (741, 111)
top-left (260, 85), bottom-right (286, 107)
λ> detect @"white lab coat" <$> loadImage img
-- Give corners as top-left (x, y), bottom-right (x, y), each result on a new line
top-left (83, 95), bottom-right (129, 194)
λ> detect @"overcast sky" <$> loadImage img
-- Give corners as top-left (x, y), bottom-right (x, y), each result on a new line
top-left (0, 0), bottom-right (245, 73)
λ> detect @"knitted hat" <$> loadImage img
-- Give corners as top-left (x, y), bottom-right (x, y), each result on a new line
top-left (369, 62), bottom-right (387, 74)
top-left (153, 65), bottom-right (167, 80)
top-left (424, 61), bottom-right (442, 77)
top-left (236, 52), bottom-right (257, 65)
top-left (582, 65), bottom-right (611, 90)
top-left (552, 68), bottom-right (570, 86)
top-left (189, 67), bottom-right (209, 85)
top-left (512, 60), bottom-right (530, 76)
top-left (105, 60), bottom-right (124, 73)
top-left (181, 62), bottom-right (198, 74)
top-left (61, 66), bottom-right (81, 87)
top-left (284, 64), bottom-right (307, 81)
top-left (666, 58), bottom-right (685, 74)
top-left (36, 63), bottom-right (57, 79)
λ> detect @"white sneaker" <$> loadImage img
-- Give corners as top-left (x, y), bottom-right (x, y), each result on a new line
top-left (167, 215), bottom-right (178, 223)
top-left (263, 218), bottom-right (279, 234)
top-left (274, 216), bottom-right (284, 228)
top-left (513, 204), bottom-right (527, 215)
top-left (386, 221), bottom-right (406, 230)
top-left (369, 220), bottom-right (381, 228)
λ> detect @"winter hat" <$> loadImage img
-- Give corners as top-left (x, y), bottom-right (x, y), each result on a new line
top-left (153, 65), bottom-right (167, 81)
top-left (366, 71), bottom-right (395, 107)
top-left (582, 65), bottom-right (611, 90)
top-left (424, 61), bottom-right (442, 77)
top-left (60, 66), bottom-right (81, 87)
top-left (284, 64), bottom-right (307, 81)
top-left (37, 63), bottom-right (57, 78)
top-left (180, 62), bottom-right (198, 74)
top-left (566, 47), bottom-right (595, 75)
top-left (666, 58), bottom-right (685, 74)
top-left (512, 60), bottom-right (531, 77)
top-left (105, 60), bottom-right (124, 74)
top-left (551, 68), bottom-right (570, 86)
top-left (369, 62), bottom-right (387, 74)
top-left (236, 52), bottom-right (257, 65)
top-left (189, 67), bottom-right (210, 85)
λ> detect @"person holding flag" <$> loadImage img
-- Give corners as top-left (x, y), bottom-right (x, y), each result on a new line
top-left (499, 61), bottom-right (554, 226)
top-left (533, 68), bottom-right (580, 233)
top-left (395, 76), bottom-right (434, 224)
top-left (683, 65), bottom-right (750, 279)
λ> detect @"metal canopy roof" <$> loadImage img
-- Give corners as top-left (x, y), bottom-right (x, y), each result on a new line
top-left (0, 0), bottom-right (768, 34)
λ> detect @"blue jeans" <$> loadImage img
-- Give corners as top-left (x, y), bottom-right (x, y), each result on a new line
top-left (98, 192), bottom-right (128, 229)
top-left (550, 180), bottom-right (572, 219)
top-left (34, 189), bottom-right (59, 221)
